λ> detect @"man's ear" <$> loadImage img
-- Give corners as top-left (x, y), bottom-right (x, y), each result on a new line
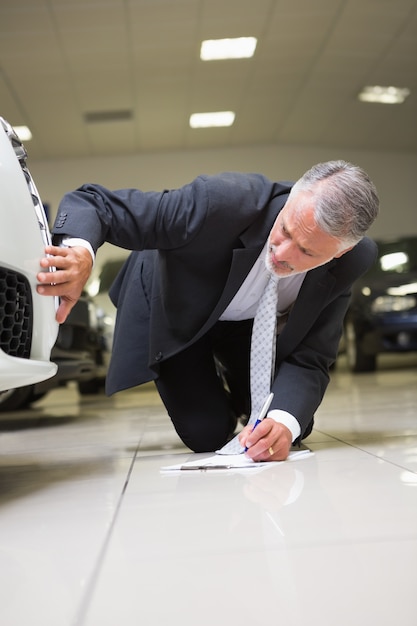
top-left (334, 245), bottom-right (354, 259)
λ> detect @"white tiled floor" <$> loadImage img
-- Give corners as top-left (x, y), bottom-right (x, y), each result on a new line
top-left (0, 355), bottom-right (416, 626)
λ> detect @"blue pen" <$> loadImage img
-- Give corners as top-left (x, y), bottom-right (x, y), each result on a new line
top-left (244, 392), bottom-right (274, 452)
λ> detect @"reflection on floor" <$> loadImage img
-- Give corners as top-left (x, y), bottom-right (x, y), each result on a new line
top-left (0, 355), bottom-right (416, 626)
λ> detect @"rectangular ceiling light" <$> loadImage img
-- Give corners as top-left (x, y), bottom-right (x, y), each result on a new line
top-left (358, 85), bottom-right (410, 104)
top-left (200, 37), bottom-right (257, 61)
top-left (189, 111), bottom-right (235, 128)
top-left (14, 125), bottom-right (32, 141)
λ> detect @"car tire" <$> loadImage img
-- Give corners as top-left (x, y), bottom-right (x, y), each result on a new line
top-left (0, 385), bottom-right (36, 411)
top-left (77, 378), bottom-right (104, 395)
top-left (345, 319), bottom-right (377, 372)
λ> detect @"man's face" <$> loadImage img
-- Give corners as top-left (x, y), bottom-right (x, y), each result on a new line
top-left (266, 191), bottom-right (351, 277)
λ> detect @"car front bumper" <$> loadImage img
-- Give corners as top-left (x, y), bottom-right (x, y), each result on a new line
top-left (0, 117), bottom-right (58, 392)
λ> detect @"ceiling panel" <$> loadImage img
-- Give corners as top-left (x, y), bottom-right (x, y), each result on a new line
top-left (0, 0), bottom-right (415, 160)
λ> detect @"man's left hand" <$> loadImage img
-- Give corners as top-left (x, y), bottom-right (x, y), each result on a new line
top-left (239, 418), bottom-right (293, 461)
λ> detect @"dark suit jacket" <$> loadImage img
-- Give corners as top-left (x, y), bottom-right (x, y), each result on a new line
top-left (53, 172), bottom-right (377, 438)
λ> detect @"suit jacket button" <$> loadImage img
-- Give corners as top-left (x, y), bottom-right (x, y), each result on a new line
top-left (55, 214), bottom-right (67, 228)
top-left (155, 351), bottom-right (163, 361)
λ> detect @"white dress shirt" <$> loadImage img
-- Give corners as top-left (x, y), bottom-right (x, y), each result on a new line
top-left (221, 242), bottom-right (306, 442)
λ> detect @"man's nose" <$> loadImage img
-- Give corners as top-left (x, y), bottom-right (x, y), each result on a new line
top-left (274, 239), bottom-right (293, 257)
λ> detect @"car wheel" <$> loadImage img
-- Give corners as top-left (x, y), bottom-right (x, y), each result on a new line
top-left (345, 319), bottom-right (376, 372)
top-left (78, 378), bottom-right (104, 395)
top-left (0, 385), bottom-right (35, 411)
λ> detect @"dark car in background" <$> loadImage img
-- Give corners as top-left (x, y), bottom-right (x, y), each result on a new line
top-left (344, 235), bottom-right (417, 372)
top-left (79, 256), bottom-right (127, 394)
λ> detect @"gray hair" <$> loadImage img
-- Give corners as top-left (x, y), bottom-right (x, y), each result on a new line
top-left (290, 160), bottom-right (379, 247)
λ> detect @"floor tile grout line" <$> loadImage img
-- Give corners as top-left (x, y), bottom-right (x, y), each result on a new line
top-left (314, 429), bottom-right (417, 474)
top-left (70, 441), bottom-right (141, 626)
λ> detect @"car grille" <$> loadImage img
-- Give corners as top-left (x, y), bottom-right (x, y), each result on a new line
top-left (0, 268), bottom-right (33, 358)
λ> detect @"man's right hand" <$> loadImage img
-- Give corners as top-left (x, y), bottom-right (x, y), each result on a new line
top-left (37, 245), bottom-right (93, 323)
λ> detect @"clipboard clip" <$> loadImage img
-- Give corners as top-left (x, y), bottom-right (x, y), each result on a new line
top-left (180, 464), bottom-right (234, 471)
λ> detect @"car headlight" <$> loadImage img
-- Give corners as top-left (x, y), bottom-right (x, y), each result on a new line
top-left (371, 295), bottom-right (416, 313)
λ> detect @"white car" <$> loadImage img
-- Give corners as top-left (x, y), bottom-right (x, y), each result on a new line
top-left (0, 116), bottom-right (58, 393)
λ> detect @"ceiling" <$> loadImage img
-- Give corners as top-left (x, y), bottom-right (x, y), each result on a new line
top-left (0, 0), bottom-right (416, 161)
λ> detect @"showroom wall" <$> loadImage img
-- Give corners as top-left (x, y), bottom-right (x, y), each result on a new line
top-left (30, 141), bottom-right (417, 270)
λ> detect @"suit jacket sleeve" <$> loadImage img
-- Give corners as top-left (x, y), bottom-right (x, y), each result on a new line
top-left (52, 172), bottom-right (282, 253)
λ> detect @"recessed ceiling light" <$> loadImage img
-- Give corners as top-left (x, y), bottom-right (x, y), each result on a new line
top-left (14, 125), bottom-right (32, 141)
top-left (189, 111), bottom-right (236, 128)
top-left (358, 85), bottom-right (410, 104)
top-left (200, 37), bottom-right (257, 61)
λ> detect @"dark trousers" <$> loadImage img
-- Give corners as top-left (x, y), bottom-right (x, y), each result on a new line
top-left (155, 320), bottom-right (253, 452)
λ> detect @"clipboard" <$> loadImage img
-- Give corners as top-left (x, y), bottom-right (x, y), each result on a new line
top-left (160, 449), bottom-right (312, 472)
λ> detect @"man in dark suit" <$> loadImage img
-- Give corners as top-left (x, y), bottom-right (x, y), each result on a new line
top-left (37, 160), bottom-right (379, 461)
